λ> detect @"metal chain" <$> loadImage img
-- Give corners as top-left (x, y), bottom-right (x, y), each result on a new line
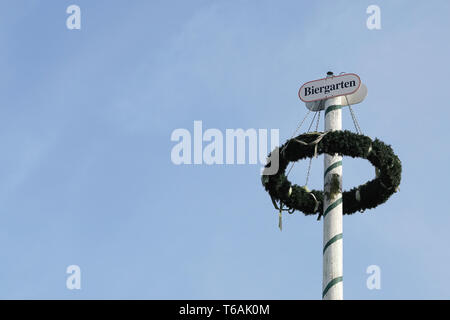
top-left (349, 105), bottom-right (363, 134)
top-left (283, 109), bottom-right (313, 177)
top-left (344, 95), bottom-right (363, 134)
top-left (287, 109), bottom-right (321, 179)
top-left (280, 109), bottom-right (311, 155)
top-left (304, 110), bottom-right (321, 185)
top-left (286, 157), bottom-right (296, 177)
top-left (315, 109), bottom-right (321, 132)
top-left (306, 110), bottom-right (318, 133)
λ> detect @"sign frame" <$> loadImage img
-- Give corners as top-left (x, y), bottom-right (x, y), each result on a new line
top-left (298, 73), bottom-right (361, 103)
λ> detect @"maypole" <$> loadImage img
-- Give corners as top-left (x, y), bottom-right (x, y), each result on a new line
top-left (261, 71), bottom-right (402, 300)
top-left (322, 72), bottom-right (343, 299)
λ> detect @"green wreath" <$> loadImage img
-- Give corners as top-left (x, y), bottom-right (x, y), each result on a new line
top-left (261, 130), bottom-right (401, 218)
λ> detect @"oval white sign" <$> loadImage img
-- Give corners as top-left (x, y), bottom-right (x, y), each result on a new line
top-left (298, 73), bottom-right (361, 103)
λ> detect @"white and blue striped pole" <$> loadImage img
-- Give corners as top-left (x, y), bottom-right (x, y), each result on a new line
top-left (322, 71), bottom-right (344, 300)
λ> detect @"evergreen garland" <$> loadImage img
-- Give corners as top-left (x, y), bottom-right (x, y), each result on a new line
top-left (261, 130), bottom-right (402, 217)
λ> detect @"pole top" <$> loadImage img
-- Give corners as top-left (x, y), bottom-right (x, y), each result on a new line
top-left (326, 71), bottom-right (334, 77)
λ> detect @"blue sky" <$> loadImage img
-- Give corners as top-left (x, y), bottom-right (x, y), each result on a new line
top-left (1, 0), bottom-right (450, 299)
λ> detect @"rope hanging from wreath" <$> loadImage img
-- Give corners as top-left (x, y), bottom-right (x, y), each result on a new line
top-left (261, 130), bottom-right (402, 219)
